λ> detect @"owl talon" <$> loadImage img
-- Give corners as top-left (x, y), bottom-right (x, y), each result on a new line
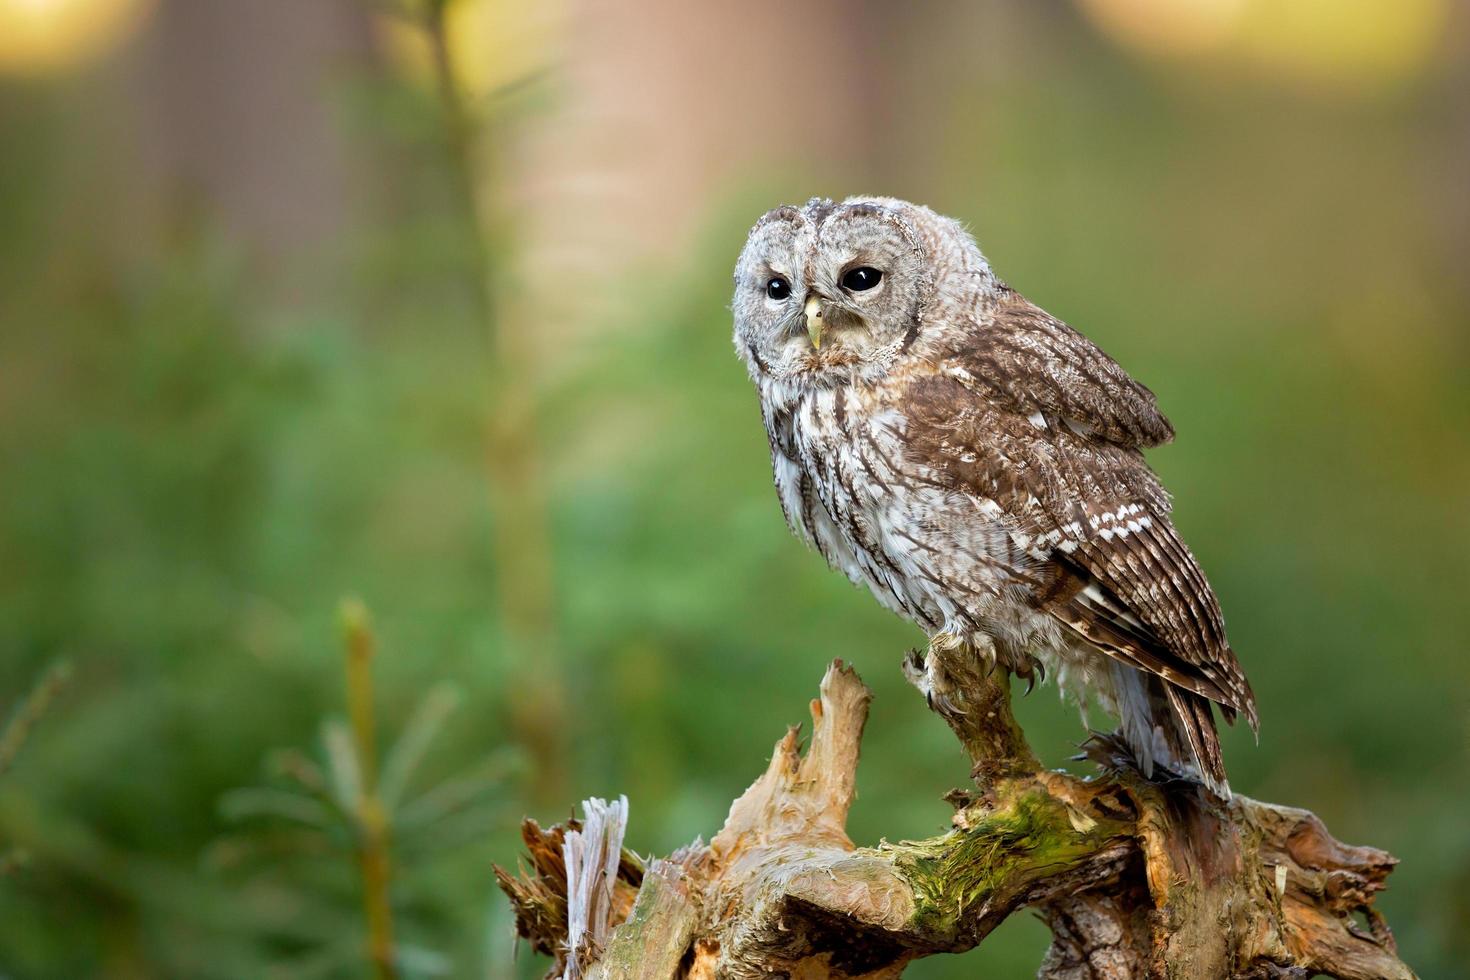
top-left (1014, 656), bottom-right (1045, 696)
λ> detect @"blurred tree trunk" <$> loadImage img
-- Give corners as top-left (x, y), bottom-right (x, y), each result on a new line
top-left (127, 0), bottom-right (378, 288)
top-left (505, 0), bottom-right (899, 355)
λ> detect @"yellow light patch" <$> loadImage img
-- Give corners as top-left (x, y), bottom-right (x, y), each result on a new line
top-left (1236, 0), bottom-right (1447, 93)
top-left (0, 0), bottom-right (156, 76)
top-left (1075, 0), bottom-right (1247, 57)
top-left (1074, 0), bottom-right (1447, 94)
top-left (374, 0), bottom-right (564, 100)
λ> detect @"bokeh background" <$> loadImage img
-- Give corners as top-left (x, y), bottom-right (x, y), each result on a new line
top-left (1, 0), bottom-right (1467, 977)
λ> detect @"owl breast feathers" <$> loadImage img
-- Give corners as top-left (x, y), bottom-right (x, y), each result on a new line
top-left (731, 196), bottom-right (1256, 797)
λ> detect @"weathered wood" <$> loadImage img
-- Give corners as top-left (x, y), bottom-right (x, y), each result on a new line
top-left (562, 797), bottom-right (632, 979)
top-left (587, 860), bottom-right (699, 980)
top-left (903, 642), bottom-right (1039, 792)
top-left (497, 656), bottom-right (1416, 979)
top-left (493, 816), bottom-right (643, 976)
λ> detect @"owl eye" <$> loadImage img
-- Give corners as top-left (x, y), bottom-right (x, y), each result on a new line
top-left (841, 266), bottom-right (882, 291)
top-left (766, 276), bottom-right (791, 300)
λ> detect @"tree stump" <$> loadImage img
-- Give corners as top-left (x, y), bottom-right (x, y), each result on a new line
top-left (496, 650), bottom-right (1415, 979)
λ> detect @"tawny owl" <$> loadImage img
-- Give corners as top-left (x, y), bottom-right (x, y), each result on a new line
top-left (732, 196), bottom-right (1257, 797)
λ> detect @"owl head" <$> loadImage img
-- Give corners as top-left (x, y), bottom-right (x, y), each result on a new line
top-left (732, 196), bottom-right (992, 391)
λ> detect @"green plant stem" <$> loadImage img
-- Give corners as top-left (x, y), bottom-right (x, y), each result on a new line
top-left (0, 661), bottom-right (72, 780)
top-left (341, 600), bottom-right (399, 980)
top-left (420, 0), bottom-right (568, 808)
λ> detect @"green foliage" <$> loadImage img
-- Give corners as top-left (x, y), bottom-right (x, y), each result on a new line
top-left (0, 662), bottom-right (72, 880)
top-left (0, 11), bottom-right (1467, 980)
top-left (0, 662), bottom-right (71, 783)
top-left (210, 602), bottom-right (519, 979)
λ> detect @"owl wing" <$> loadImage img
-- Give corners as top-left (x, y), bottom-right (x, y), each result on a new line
top-left (942, 286), bottom-right (1177, 450)
top-left (900, 289), bottom-right (1258, 733)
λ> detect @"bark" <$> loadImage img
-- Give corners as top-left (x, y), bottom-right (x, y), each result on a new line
top-left (496, 650), bottom-right (1415, 979)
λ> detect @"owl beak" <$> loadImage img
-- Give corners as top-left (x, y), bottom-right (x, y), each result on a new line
top-left (803, 296), bottom-right (823, 349)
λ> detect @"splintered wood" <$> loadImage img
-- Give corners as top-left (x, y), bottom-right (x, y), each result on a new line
top-left (496, 657), bottom-right (1416, 979)
top-left (563, 797), bottom-right (630, 979)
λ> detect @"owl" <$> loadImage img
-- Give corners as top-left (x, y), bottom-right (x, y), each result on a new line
top-left (731, 197), bottom-right (1257, 797)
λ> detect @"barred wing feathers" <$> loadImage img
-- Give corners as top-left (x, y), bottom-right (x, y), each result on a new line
top-left (900, 289), bottom-right (1257, 788)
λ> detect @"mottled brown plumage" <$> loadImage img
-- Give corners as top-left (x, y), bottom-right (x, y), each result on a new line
top-left (732, 197), bottom-right (1256, 796)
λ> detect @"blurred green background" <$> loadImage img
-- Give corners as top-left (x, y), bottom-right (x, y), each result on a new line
top-left (1, 0), bottom-right (1467, 977)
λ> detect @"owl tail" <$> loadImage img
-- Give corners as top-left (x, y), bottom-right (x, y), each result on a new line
top-left (1111, 662), bottom-right (1231, 799)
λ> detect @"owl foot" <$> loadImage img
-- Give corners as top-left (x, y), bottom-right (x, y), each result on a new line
top-left (901, 648), bottom-right (938, 711)
top-left (904, 631), bottom-right (968, 716)
top-left (903, 648), bottom-right (952, 713)
top-left (1013, 655), bottom-right (1046, 696)
top-left (928, 629), bottom-right (967, 657)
